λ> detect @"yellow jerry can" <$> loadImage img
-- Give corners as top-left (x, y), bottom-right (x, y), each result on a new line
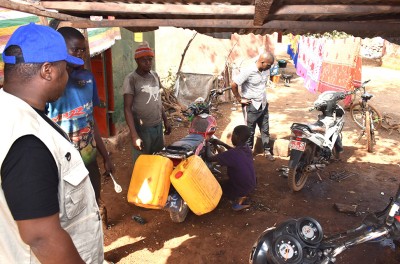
top-left (127, 155), bottom-right (173, 209)
top-left (170, 155), bottom-right (222, 215)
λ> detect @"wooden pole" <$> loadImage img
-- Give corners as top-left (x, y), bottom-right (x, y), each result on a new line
top-left (38, 16), bottom-right (49, 26)
top-left (176, 32), bottom-right (197, 75)
top-left (82, 29), bottom-right (92, 71)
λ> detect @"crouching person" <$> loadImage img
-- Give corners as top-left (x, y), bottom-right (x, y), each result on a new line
top-left (206, 125), bottom-right (256, 211)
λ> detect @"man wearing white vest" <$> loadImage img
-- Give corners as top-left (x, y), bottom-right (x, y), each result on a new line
top-left (0, 23), bottom-right (105, 263)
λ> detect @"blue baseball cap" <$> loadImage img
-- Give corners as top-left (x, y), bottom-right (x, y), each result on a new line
top-left (2, 22), bottom-right (83, 66)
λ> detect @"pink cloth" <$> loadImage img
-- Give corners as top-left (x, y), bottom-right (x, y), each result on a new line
top-left (317, 37), bottom-right (362, 106)
top-left (296, 36), bottom-right (325, 93)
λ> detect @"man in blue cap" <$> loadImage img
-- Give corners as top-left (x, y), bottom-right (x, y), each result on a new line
top-left (0, 23), bottom-right (105, 264)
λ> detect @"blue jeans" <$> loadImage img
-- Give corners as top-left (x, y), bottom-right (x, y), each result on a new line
top-left (132, 122), bottom-right (164, 165)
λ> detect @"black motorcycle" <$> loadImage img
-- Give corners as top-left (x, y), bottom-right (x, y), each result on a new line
top-left (249, 185), bottom-right (400, 263)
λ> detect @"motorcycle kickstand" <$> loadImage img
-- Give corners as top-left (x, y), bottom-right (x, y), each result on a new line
top-left (355, 130), bottom-right (365, 143)
top-left (316, 171), bottom-right (323, 182)
top-left (212, 167), bottom-right (222, 174)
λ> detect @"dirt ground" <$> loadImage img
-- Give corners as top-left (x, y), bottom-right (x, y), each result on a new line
top-left (99, 58), bottom-right (400, 263)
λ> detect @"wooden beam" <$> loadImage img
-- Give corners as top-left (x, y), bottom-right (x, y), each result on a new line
top-left (254, 0), bottom-right (275, 26)
top-left (58, 19), bottom-right (256, 29)
top-left (275, 5), bottom-right (400, 16)
top-left (278, 0), bottom-right (400, 4)
top-left (0, 0), bottom-right (84, 21)
top-left (41, 1), bottom-right (254, 16)
top-left (59, 18), bottom-right (400, 35)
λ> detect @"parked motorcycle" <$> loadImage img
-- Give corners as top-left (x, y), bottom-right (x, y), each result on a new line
top-left (249, 185), bottom-right (400, 263)
top-left (159, 87), bottom-right (231, 222)
top-left (287, 90), bottom-right (351, 191)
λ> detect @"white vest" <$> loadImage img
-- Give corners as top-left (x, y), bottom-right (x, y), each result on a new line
top-left (0, 89), bottom-right (104, 263)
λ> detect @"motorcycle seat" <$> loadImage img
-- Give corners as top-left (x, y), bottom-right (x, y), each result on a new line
top-left (308, 121), bottom-right (326, 133)
top-left (164, 134), bottom-right (204, 154)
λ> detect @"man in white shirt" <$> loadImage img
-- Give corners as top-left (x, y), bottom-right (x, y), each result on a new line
top-left (230, 51), bottom-right (276, 161)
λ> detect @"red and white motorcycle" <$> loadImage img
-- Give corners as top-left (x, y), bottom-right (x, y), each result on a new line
top-left (159, 87), bottom-right (231, 222)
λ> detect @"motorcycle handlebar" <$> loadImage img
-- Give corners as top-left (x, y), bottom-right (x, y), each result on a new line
top-left (352, 79), bottom-right (371, 94)
top-left (216, 87), bottom-right (232, 95)
top-left (363, 79), bottom-right (371, 85)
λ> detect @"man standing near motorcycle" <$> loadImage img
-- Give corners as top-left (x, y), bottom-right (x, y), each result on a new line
top-left (230, 51), bottom-right (276, 161)
top-left (123, 42), bottom-right (172, 166)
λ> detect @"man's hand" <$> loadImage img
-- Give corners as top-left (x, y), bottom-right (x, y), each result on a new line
top-left (164, 123), bottom-right (172, 135)
top-left (103, 155), bottom-right (115, 175)
top-left (208, 137), bottom-right (217, 145)
top-left (132, 136), bottom-right (144, 151)
top-left (240, 98), bottom-right (251, 106)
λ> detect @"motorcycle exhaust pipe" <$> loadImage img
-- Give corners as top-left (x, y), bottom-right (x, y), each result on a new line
top-left (305, 164), bottom-right (326, 172)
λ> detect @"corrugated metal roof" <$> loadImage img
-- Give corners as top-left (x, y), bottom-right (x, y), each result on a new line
top-left (2, 0), bottom-right (400, 40)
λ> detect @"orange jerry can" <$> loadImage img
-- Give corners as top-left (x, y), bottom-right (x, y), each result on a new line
top-left (170, 155), bottom-right (222, 215)
top-left (127, 155), bottom-right (173, 209)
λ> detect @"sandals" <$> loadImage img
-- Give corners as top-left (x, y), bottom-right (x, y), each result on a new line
top-left (231, 196), bottom-right (251, 211)
top-left (232, 203), bottom-right (251, 211)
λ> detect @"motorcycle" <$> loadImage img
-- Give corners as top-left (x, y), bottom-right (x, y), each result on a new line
top-left (249, 185), bottom-right (400, 263)
top-left (159, 87), bottom-right (231, 222)
top-left (287, 90), bottom-right (351, 191)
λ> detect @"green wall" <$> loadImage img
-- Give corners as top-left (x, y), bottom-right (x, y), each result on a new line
top-left (111, 28), bottom-right (155, 124)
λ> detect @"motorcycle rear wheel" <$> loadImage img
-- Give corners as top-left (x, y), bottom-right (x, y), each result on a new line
top-left (365, 111), bottom-right (374, 153)
top-left (350, 102), bottom-right (382, 129)
top-left (288, 146), bottom-right (312, 191)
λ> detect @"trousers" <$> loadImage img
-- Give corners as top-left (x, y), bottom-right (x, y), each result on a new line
top-left (242, 102), bottom-right (271, 151)
top-left (132, 121), bottom-right (164, 165)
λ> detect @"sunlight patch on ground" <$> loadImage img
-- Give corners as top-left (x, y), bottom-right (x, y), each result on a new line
top-left (219, 109), bottom-right (244, 143)
top-left (345, 135), bottom-right (400, 165)
top-left (104, 236), bottom-right (145, 252)
top-left (118, 234), bottom-right (196, 264)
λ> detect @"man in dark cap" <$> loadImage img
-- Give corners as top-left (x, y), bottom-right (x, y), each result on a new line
top-left (123, 42), bottom-right (171, 165)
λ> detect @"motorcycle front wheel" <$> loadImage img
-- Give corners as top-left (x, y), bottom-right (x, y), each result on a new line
top-left (288, 146), bottom-right (312, 192)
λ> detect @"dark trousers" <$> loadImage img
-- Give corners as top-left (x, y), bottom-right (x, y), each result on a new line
top-left (242, 102), bottom-right (271, 151)
top-left (86, 158), bottom-right (101, 203)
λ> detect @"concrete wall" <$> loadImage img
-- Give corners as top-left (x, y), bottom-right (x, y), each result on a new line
top-left (382, 40), bottom-right (400, 70)
top-left (111, 27), bottom-right (277, 125)
top-left (155, 27), bottom-right (277, 81)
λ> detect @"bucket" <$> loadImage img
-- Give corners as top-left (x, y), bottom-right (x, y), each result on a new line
top-left (271, 75), bottom-right (281, 84)
top-left (278, 59), bottom-right (287, 68)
